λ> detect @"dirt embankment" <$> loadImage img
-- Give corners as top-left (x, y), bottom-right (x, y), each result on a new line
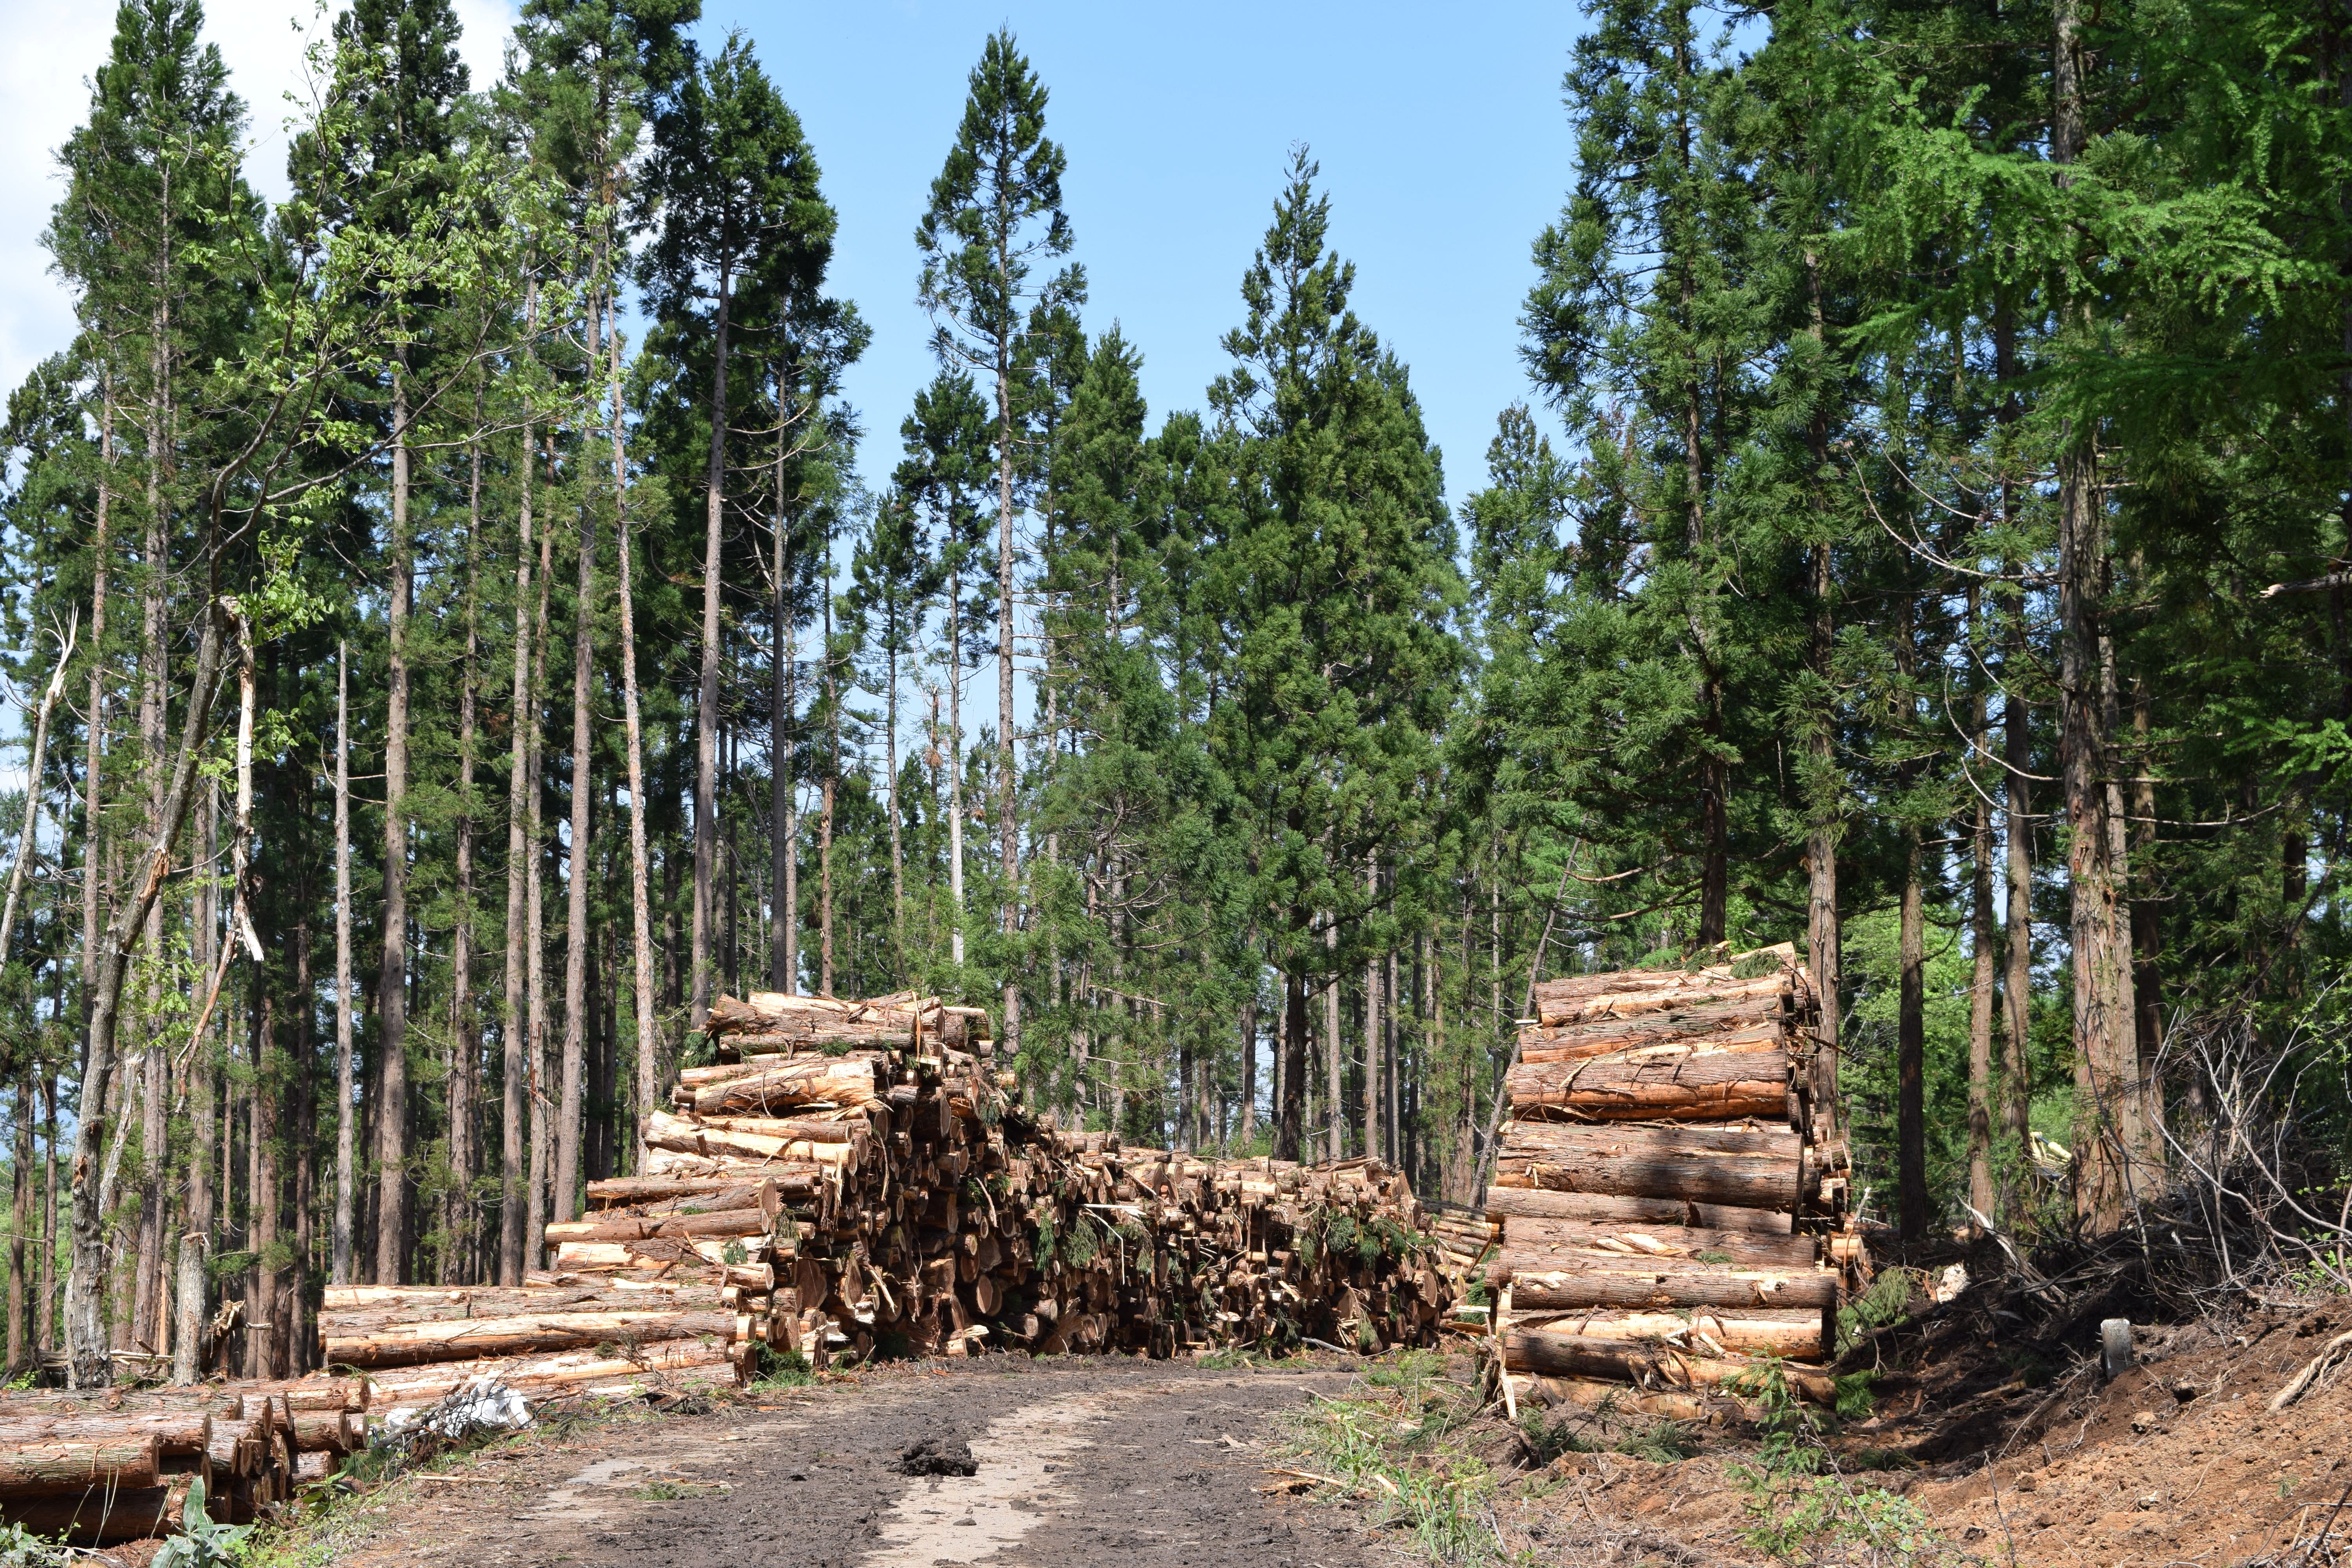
top-left (1506, 1302), bottom-right (2352, 1567)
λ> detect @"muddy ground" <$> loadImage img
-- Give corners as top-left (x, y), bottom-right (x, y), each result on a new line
top-left (306, 1356), bottom-right (1369, 1568)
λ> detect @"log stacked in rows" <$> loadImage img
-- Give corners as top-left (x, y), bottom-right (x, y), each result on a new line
top-left (0, 1377), bottom-right (367, 1543)
top-left (617, 989), bottom-right (1452, 1363)
top-left (1486, 945), bottom-right (1864, 1407)
top-left (310, 990), bottom-right (1451, 1392)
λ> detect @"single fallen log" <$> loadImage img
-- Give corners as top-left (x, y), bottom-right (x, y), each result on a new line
top-left (1494, 1217), bottom-right (1815, 1265)
top-left (1501, 1265), bottom-right (1837, 1311)
top-left (642, 1111), bottom-right (856, 1165)
top-left (1505, 1049), bottom-right (1789, 1121)
top-left (0, 1436), bottom-right (161, 1497)
top-left (1505, 1309), bottom-right (1826, 1359)
top-left (0, 1479), bottom-right (188, 1544)
top-left (685, 1062), bottom-right (887, 1116)
top-left (1490, 1121), bottom-right (1808, 1210)
top-left (323, 1308), bottom-right (733, 1368)
top-left (1519, 1001), bottom-right (1788, 1064)
top-left (1535, 973), bottom-right (1790, 1028)
top-left (321, 1283), bottom-right (728, 1327)
top-left (1481, 1187), bottom-right (1791, 1234)
top-left (1500, 1330), bottom-right (1832, 1401)
top-left (542, 1210), bottom-right (771, 1245)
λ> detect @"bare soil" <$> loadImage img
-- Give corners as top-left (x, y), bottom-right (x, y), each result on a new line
top-left (260, 1290), bottom-right (2352, 1568)
top-left (1495, 1299), bottom-right (2352, 1566)
top-left (307, 1356), bottom-right (1370, 1568)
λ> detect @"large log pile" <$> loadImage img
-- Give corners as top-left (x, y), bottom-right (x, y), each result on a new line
top-left (0, 991), bottom-right (1450, 1548)
top-left (1486, 946), bottom-right (1863, 1408)
top-left (306, 991), bottom-right (1450, 1389)
top-left (606, 989), bottom-right (1452, 1363)
top-left (0, 1377), bottom-right (367, 1543)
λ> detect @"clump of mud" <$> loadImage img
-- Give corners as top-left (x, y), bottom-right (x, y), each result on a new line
top-left (897, 1436), bottom-right (978, 1477)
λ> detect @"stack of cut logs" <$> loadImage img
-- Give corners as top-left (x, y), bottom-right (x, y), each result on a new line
top-left (313, 990), bottom-right (1449, 1387)
top-left (1487, 945), bottom-right (1862, 1408)
top-left (0, 1377), bottom-right (367, 1544)
top-left (1, 990), bottom-right (1450, 1548)
top-left (595, 989), bottom-right (1453, 1363)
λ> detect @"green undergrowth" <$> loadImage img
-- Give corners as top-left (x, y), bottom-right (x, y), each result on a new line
top-left (240, 1387), bottom-right (724, 1568)
top-left (1726, 1356), bottom-right (1963, 1566)
top-left (1278, 1349), bottom-right (1499, 1563)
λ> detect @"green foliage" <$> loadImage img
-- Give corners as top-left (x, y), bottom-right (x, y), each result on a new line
top-left (751, 1347), bottom-right (813, 1387)
top-left (152, 1477), bottom-right (252, 1568)
top-left (1836, 1269), bottom-right (1918, 1355)
top-left (0, 1523), bottom-right (69, 1568)
top-left (1729, 1357), bottom-right (1956, 1565)
top-left (1283, 1354), bottom-right (1497, 1563)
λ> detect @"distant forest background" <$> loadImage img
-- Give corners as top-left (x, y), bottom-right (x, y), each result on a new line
top-left (1, 0), bottom-right (2345, 1377)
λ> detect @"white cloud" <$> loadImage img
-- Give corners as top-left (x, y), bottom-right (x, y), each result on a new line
top-left (0, 0), bottom-right (517, 408)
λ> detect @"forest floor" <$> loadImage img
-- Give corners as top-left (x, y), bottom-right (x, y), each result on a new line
top-left (183, 1288), bottom-right (2352, 1568)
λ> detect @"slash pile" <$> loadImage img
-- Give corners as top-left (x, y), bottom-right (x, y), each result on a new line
top-left (1485, 945), bottom-right (1864, 1408)
top-left (0, 1377), bottom-right (367, 1543)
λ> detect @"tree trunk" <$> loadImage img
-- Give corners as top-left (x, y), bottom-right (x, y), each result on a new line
top-left (1898, 820), bottom-right (1927, 1240)
top-left (888, 635), bottom-right (904, 975)
top-left (501, 291), bottom-right (539, 1284)
top-left (946, 574), bottom-right (965, 969)
top-left (526, 452), bottom-right (555, 1271)
top-left (770, 391), bottom-right (794, 993)
top-left (449, 427), bottom-right (481, 1274)
top-left (692, 271), bottom-right (732, 1030)
top-left (331, 647), bottom-right (356, 1286)
top-left (1277, 967), bottom-right (1307, 1161)
top-left (993, 281), bottom-right (1021, 1064)
top-left (68, 605), bottom-right (229, 1387)
top-left (375, 370), bottom-right (414, 1286)
top-left (613, 299), bottom-right (659, 1169)
top-left (820, 566), bottom-right (837, 995)
top-left (1363, 866), bottom-right (1381, 1165)
top-left (2054, 0), bottom-right (2147, 1232)
top-left (1967, 592), bottom-right (1999, 1231)
top-left (1325, 922), bottom-right (1343, 1164)
top-left (557, 443), bottom-right (597, 1225)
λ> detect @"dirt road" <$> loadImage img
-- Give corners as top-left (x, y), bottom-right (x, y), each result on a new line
top-left (327, 1358), bottom-right (1367, 1568)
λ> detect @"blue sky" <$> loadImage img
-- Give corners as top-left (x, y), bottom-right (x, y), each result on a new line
top-left (718, 1), bottom-right (1586, 514)
top-left (3, 0), bottom-right (1588, 520)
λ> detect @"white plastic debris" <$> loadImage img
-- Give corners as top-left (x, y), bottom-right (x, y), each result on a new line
top-left (374, 1377), bottom-right (533, 1455)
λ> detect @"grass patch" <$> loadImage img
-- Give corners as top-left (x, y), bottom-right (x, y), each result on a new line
top-left (1280, 1350), bottom-right (1497, 1563)
top-left (1727, 1356), bottom-right (1964, 1566)
top-left (750, 1347), bottom-right (815, 1388)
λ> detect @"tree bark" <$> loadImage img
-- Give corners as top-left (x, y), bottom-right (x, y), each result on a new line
top-left (1274, 967), bottom-right (1308, 1163)
top-left (946, 573), bottom-right (965, 969)
top-left (68, 605), bottom-right (229, 1387)
top-left (448, 426), bottom-right (481, 1274)
top-left (770, 375), bottom-right (794, 993)
top-left (1967, 592), bottom-right (1999, 1231)
top-left (500, 289), bottom-right (539, 1284)
top-left (692, 270), bottom-right (732, 1030)
top-left (557, 430), bottom-right (597, 1224)
top-left (612, 302), bottom-right (659, 1169)
top-left (1898, 820), bottom-right (1927, 1240)
top-left (374, 370), bottom-right (414, 1286)
top-left (2054, 0), bottom-right (2149, 1231)
top-left (526, 441), bottom-right (555, 1271)
top-left (326, 641), bottom-right (354, 1291)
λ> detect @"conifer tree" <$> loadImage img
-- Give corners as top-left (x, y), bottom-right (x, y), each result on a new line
top-left (917, 29), bottom-right (1077, 1058)
top-left (1207, 151), bottom-right (1462, 1161)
